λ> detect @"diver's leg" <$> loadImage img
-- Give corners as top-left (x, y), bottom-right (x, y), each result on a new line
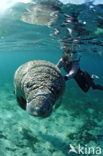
top-left (92, 83), bottom-right (103, 90)
top-left (82, 71), bottom-right (103, 91)
top-left (84, 73), bottom-right (103, 91)
top-left (74, 69), bottom-right (90, 93)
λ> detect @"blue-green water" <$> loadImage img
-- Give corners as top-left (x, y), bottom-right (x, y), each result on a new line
top-left (0, 0), bottom-right (103, 156)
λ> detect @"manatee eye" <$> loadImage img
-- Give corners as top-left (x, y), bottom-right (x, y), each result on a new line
top-left (26, 82), bottom-right (30, 88)
top-left (26, 82), bottom-right (33, 88)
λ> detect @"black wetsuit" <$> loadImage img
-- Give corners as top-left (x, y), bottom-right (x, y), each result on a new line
top-left (74, 69), bottom-right (103, 92)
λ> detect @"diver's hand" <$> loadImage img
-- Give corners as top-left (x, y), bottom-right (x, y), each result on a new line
top-left (64, 75), bottom-right (69, 81)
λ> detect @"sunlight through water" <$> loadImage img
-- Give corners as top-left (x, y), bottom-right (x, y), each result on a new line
top-left (0, 0), bottom-right (32, 14)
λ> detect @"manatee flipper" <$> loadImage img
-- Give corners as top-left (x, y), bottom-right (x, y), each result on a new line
top-left (16, 96), bottom-right (26, 110)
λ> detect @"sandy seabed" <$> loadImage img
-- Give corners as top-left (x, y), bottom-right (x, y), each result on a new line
top-left (0, 81), bottom-right (103, 156)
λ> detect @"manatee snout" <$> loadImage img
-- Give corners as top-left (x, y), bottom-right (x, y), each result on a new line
top-left (14, 60), bottom-right (65, 117)
top-left (26, 96), bottom-right (52, 117)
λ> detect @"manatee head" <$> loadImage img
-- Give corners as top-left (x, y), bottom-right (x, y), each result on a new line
top-left (26, 91), bottom-right (54, 117)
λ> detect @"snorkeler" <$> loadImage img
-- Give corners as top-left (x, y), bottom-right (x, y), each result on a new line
top-left (56, 50), bottom-right (103, 92)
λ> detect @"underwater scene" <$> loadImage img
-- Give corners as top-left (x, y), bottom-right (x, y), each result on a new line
top-left (0, 0), bottom-right (103, 155)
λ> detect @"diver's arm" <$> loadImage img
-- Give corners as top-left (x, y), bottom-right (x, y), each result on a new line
top-left (64, 62), bottom-right (80, 80)
top-left (56, 58), bottom-right (63, 69)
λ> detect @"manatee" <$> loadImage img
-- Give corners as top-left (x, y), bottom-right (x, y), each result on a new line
top-left (14, 60), bottom-right (65, 117)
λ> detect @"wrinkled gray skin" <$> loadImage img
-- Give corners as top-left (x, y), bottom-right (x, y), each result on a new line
top-left (14, 60), bottom-right (65, 117)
